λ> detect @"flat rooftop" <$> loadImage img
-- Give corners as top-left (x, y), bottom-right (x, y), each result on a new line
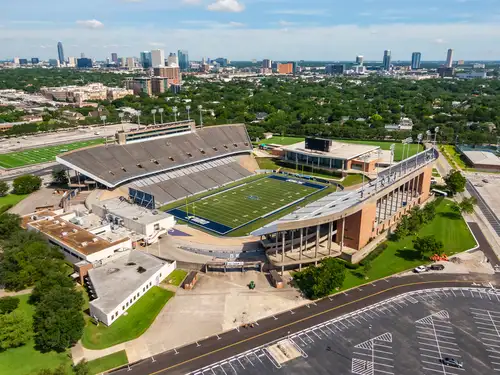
top-left (24, 212), bottom-right (130, 256)
top-left (282, 141), bottom-right (380, 160)
top-left (95, 197), bottom-right (172, 225)
top-left (88, 250), bottom-right (168, 315)
top-left (463, 150), bottom-right (500, 167)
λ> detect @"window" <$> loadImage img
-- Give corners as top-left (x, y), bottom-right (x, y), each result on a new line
top-left (111, 315), bottom-right (114, 321)
top-left (126, 302), bottom-right (129, 307)
top-left (143, 287), bottom-right (145, 292)
top-left (149, 282), bottom-right (152, 286)
top-left (154, 223), bottom-right (160, 231)
top-left (122, 306), bottom-right (125, 310)
top-left (134, 296), bottom-right (136, 300)
top-left (130, 299), bottom-right (132, 304)
top-left (137, 292), bottom-right (140, 297)
top-left (159, 273), bottom-right (162, 277)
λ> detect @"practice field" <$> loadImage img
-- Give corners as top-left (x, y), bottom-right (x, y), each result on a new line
top-left (0, 138), bottom-right (104, 169)
top-left (167, 175), bottom-right (326, 235)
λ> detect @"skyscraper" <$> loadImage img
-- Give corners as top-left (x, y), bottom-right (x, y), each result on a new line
top-left (151, 49), bottom-right (165, 68)
top-left (167, 53), bottom-right (178, 67)
top-left (111, 53), bottom-right (118, 64)
top-left (262, 59), bottom-right (272, 69)
top-left (411, 52), bottom-right (422, 70)
top-left (382, 50), bottom-right (391, 71)
top-left (356, 55), bottom-right (364, 66)
top-left (57, 42), bottom-right (65, 65)
top-left (178, 50), bottom-right (189, 71)
top-left (140, 51), bottom-right (152, 68)
top-left (446, 48), bottom-right (454, 68)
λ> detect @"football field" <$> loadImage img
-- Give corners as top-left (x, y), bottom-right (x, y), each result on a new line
top-left (0, 139), bottom-right (104, 169)
top-left (167, 175), bottom-right (326, 235)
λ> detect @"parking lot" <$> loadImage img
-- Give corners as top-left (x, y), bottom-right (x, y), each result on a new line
top-left (189, 287), bottom-right (500, 375)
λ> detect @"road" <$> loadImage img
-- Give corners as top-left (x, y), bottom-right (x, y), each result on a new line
top-left (111, 273), bottom-right (499, 375)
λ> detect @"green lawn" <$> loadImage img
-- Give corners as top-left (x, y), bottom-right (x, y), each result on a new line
top-left (259, 136), bottom-right (304, 145)
top-left (87, 350), bottom-right (128, 375)
top-left (167, 175), bottom-right (324, 233)
top-left (163, 269), bottom-right (188, 287)
top-left (341, 139), bottom-right (424, 161)
top-left (432, 168), bottom-right (441, 177)
top-left (441, 145), bottom-right (468, 170)
top-left (0, 193), bottom-right (28, 211)
top-left (0, 138), bottom-right (104, 169)
top-left (342, 174), bottom-right (364, 187)
top-left (82, 287), bottom-right (174, 350)
top-left (0, 295), bottom-right (72, 375)
top-left (341, 198), bottom-right (476, 290)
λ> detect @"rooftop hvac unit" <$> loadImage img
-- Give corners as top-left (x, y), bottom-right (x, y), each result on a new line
top-left (30, 215), bottom-right (38, 221)
top-left (60, 222), bottom-right (66, 227)
top-left (92, 238), bottom-right (99, 243)
top-left (61, 232), bottom-right (68, 237)
top-left (72, 229), bottom-right (78, 233)
top-left (152, 210), bottom-right (158, 215)
top-left (54, 220), bottom-right (60, 224)
top-left (81, 241), bottom-right (88, 247)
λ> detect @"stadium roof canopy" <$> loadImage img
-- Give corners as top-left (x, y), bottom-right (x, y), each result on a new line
top-left (56, 124), bottom-right (252, 188)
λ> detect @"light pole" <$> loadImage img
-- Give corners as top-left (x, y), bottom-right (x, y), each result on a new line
top-left (158, 108), bottom-right (164, 124)
top-left (401, 140), bottom-right (407, 176)
top-left (426, 129), bottom-right (432, 142)
top-left (100, 115), bottom-right (107, 127)
top-left (198, 105), bottom-right (203, 128)
top-left (434, 126), bottom-right (440, 148)
top-left (151, 109), bottom-right (157, 125)
top-left (415, 133), bottom-right (423, 169)
top-left (137, 110), bottom-right (141, 127)
top-left (361, 154), bottom-right (369, 198)
top-left (405, 137), bottom-right (413, 172)
top-left (118, 112), bottom-right (124, 131)
top-left (172, 106), bottom-right (178, 122)
top-left (186, 105), bottom-right (191, 120)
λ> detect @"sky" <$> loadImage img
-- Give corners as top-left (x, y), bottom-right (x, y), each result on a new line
top-left (2, 0), bottom-right (500, 61)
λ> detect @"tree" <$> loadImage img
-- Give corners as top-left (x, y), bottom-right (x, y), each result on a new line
top-left (444, 170), bottom-right (466, 195)
top-left (413, 235), bottom-right (443, 260)
top-left (33, 286), bottom-right (85, 352)
top-left (0, 312), bottom-right (32, 349)
top-left (30, 271), bottom-right (75, 305)
top-left (0, 212), bottom-right (21, 240)
top-left (0, 181), bottom-right (9, 197)
top-left (51, 167), bottom-right (69, 185)
top-left (294, 258), bottom-right (346, 299)
top-left (454, 196), bottom-right (477, 215)
top-left (36, 365), bottom-right (68, 375)
top-left (12, 175), bottom-right (42, 195)
top-left (73, 360), bottom-right (90, 375)
top-left (0, 296), bottom-right (20, 314)
top-left (394, 216), bottom-right (410, 240)
top-left (422, 200), bottom-right (438, 222)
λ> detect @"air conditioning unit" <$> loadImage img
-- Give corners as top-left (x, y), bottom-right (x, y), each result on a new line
top-left (92, 238), bottom-right (99, 243)
top-left (72, 229), bottom-right (78, 233)
top-left (81, 241), bottom-right (88, 247)
top-left (61, 232), bottom-right (68, 237)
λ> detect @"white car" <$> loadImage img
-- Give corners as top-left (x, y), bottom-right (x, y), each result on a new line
top-left (414, 265), bottom-right (428, 273)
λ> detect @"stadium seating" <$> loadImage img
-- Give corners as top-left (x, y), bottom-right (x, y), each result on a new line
top-left (128, 156), bottom-right (253, 205)
top-left (57, 124), bottom-right (252, 187)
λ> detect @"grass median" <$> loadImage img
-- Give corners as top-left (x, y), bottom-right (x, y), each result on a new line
top-left (87, 350), bottom-right (128, 374)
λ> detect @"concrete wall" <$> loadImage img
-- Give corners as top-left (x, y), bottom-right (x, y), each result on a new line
top-left (90, 260), bottom-right (177, 326)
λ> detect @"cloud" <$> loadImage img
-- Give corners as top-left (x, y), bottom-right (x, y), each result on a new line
top-left (433, 38), bottom-right (446, 44)
top-left (121, 0), bottom-right (144, 2)
top-left (182, 0), bottom-right (202, 4)
top-left (278, 20), bottom-right (294, 26)
top-left (228, 21), bottom-right (245, 27)
top-left (148, 41), bottom-right (165, 46)
top-left (207, 0), bottom-right (245, 12)
top-left (76, 19), bottom-right (104, 29)
top-left (181, 20), bottom-right (245, 28)
top-left (269, 9), bottom-right (327, 16)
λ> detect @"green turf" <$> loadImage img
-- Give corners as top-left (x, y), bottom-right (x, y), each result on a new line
top-left (342, 174), bottom-right (364, 187)
top-left (0, 193), bottom-right (28, 209)
top-left (174, 176), bottom-right (323, 229)
top-left (82, 287), bottom-right (174, 350)
top-left (0, 294), bottom-right (72, 375)
top-left (163, 269), bottom-right (188, 287)
top-left (441, 144), bottom-right (468, 169)
top-left (259, 136), bottom-right (304, 145)
top-left (87, 350), bottom-right (128, 375)
top-left (341, 198), bottom-right (476, 290)
top-left (0, 138), bottom-right (104, 169)
top-left (341, 140), bottom-right (424, 161)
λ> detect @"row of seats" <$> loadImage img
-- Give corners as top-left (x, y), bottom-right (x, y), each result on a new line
top-left (58, 125), bottom-right (252, 187)
top-left (132, 162), bottom-right (253, 205)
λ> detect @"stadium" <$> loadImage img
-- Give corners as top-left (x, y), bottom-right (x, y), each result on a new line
top-left (56, 121), bottom-right (438, 270)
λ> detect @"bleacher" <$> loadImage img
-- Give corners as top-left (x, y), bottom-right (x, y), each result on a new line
top-left (56, 124), bottom-right (252, 188)
top-left (129, 156), bottom-right (253, 205)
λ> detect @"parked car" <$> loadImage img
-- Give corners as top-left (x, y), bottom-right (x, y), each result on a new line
top-left (441, 358), bottom-right (463, 368)
top-left (483, 179), bottom-right (489, 183)
top-left (430, 264), bottom-right (445, 271)
top-left (414, 265), bottom-right (428, 273)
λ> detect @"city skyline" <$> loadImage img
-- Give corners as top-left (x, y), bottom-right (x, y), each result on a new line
top-left (2, 0), bottom-right (500, 60)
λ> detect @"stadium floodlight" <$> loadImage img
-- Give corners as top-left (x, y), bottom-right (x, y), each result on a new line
top-left (198, 105), bottom-right (203, 128)
top-left (151, 109), bottom-right (157, 125)
top-left (100, 115), bottom-right (107, 127)
top-left (158, 108), bottom-right (164, 124)
top-left (434, 126), bottom-right (440, 147)
top-left (186, 105), bottom-right (191, 121)
top-left (172, 106), bottom-right (178, 122)
top-left (136, 110), bottom-right (141, 126)
top-left (118, 113), bottom-right (125, 131)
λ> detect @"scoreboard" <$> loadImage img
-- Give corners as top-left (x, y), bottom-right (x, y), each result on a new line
top-left (305, 137), bottom-right (331, 152)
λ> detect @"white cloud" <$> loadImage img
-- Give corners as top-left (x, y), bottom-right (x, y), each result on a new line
top-left (228, 21), bottom-right (245, 27)
top-left (76, 19), bottom-right (104, 29)
top-left (278, 20), bottom-right (294, 26)
top-left (433, 38), bottom-right (446, 44)
top-left (207, 0), bottom-right (245, 12)
top-left (269, 9), bottom-right (327, 16)
top-left (182, 0), bottom-right (202, 4)
top-left (148, 41), bottom-right (165, 46)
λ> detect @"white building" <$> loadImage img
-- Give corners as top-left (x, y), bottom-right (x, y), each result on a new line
top-left (167, 53), bottom-right (179, 67)
top-left (126, 57), bottom-right (135, 69)
top-left (92, 197), bottom-right (175, 244)
top-left (456, 71), bottom-right (487, 79)
top-left (88, 250), bottom-right (176, 326)
top-left (151, 49), bottom-right (165, 68)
